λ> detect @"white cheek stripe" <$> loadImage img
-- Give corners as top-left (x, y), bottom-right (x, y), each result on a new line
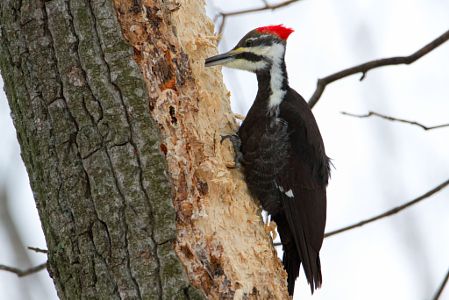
top-left (222, 43), bottom-right (286, 109)
top-left (267, 43), bottom-right (286, 109)
top-left (246, 45), bottom-right (272, 56)
top-left (226, 58), bottom-right (268, 72)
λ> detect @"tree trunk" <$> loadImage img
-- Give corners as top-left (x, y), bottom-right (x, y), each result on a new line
top-left (0, 0), bottom-right (289, 299)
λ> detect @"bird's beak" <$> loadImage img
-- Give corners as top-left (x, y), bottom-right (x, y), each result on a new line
top-left (205, 49), bottom-right (241, 67)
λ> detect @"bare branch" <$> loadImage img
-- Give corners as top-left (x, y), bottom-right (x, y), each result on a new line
top-left (308, 29), bottom-right (449, 108)
top-left (215, 0), bottom-right (302, 36)
top-left (217, 15), bottom-right (226, 39)
top-left (325, 178), bottom-right (449, 238)
top-left (433, 267), bottom-right (449, 300)
top-left (341, 111), bottom-right (449, 131)
top-left (27, 246), bottom-right (48, 254)
top-left (219, 0), bottom-right (300, 17)
top-left (0, 262), bottom-right (47, 277)
top-left (272, 178), bottom-right (449, 246)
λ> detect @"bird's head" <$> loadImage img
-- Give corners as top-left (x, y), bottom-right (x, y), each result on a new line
top-left (205, 25), bottom-right (294, 73)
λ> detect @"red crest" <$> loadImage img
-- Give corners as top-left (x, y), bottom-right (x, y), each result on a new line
top-left (256, 25), bottom-right (294, 40)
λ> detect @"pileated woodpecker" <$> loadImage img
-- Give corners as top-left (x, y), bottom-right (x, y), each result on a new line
top-left (205, 25), bottom-right (330, 296)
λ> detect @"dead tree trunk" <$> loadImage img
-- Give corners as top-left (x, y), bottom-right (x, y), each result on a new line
top-left (0, 0), bottom-right (289, 299)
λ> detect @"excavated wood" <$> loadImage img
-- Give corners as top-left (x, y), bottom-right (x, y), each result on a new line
top-left (113, 0), bottom-right (289, 298)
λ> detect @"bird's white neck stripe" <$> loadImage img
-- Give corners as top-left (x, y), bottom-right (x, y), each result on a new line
top-left (268, 43), bottom-right (286, 109)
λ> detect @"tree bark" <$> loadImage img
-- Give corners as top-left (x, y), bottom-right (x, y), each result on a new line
top-left (0, 0), bottom-right (289, 299)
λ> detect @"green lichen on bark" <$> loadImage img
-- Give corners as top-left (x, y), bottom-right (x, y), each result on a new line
top-left (0, 0), bottom-right (203, 298)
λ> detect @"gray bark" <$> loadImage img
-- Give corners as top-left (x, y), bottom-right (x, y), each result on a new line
top-left (0, 0), bottom-right (202, 298)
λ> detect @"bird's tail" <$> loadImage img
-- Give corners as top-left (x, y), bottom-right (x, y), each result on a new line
top-left (273, 215), bottom-right (301, 295)
top-left (273, 212), bottom-right (323, 295)
top-left (283, 240), bottom-right (301, 295)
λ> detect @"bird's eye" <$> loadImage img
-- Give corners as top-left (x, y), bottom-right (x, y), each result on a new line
top-left (245, 39), bottom-right (254, 47)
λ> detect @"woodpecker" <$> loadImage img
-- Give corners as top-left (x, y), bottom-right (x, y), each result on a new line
top-left (205, 25), bottom-right (330, 296)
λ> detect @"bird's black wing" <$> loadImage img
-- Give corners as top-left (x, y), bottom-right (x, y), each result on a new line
top-left (275, 88), bottom-right (329, 293)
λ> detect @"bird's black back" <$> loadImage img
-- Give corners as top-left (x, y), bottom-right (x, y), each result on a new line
top-left (238, 87), bottom-right (330, 295)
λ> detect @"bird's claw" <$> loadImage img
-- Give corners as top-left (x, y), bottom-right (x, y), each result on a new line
top-left (265, 220), bottom-right (278, 240)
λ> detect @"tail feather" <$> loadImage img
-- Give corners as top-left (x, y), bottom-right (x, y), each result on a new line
top-left (315, 255), bottom-right (322, 289)
top-left (273, 188), bottom-right (324, 295)
top-left (283, 241), bottom-right (301, 295)
top-left (273, 214), bottom-right (301, 295)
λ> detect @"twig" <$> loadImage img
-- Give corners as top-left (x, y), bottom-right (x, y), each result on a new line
top-left (273, 178), bottom-right (449, 246)
top-left (325, 178), bottom-right (449, 238)
top-left (308, 29), bottom-right (449, 108)
top-left (0, 262), bottom-right (47, 277)
top-left (27, 246), bottom-right (48, 254)
top-left (341, 111), bottom-right (449, 131)
top-left (216, 0), bottom-right (302, 36)
top-left (433, 267), bottom-right (449, 300)
top-left (219, 0), bottom-right (299, 17)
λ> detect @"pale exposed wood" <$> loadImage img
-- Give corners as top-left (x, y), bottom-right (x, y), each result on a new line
top-left (114, 0), bottom-right (289, 298)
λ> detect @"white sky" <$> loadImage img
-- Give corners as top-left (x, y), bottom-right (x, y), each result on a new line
top-left (207, 1), bottom-right (449, 299)
top-left (0, 1), bottom-right (448, 299)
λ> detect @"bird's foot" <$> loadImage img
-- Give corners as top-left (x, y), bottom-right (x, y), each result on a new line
top-left (221, 134), bottom-right (243, 168)
top-left (264, 219), bottom-right (278, 240)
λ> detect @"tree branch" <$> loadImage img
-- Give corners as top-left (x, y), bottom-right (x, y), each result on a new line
top-left (273, 178), bottom-right (449, 246)
top-left (0, 262), bottom-right (47, 277)
top-left (325, 178), bottom-right (449, 238)
top-left (433, 266), bottom-right (449, 300)
top-left (341, 111), bottom-right (449, 131)
top-left (308, 29), bottom-right (449, 108)
top-left (27, 246), bottom-right (48, 254)
top-left (215, 0), bottom-right (302, 36)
